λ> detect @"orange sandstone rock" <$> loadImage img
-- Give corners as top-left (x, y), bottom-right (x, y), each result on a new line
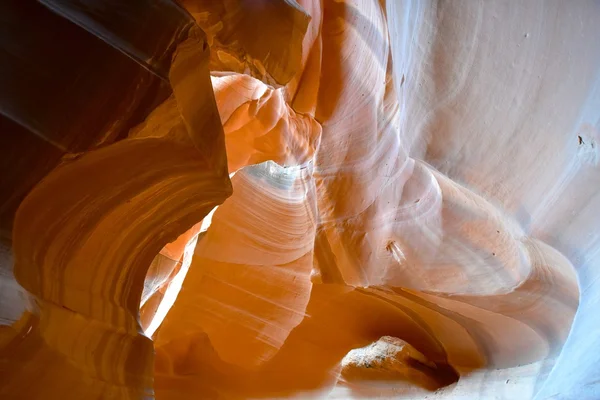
top-left (2, 1), bottom-right (600, 400)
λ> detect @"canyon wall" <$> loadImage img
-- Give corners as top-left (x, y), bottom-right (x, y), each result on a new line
top-left (1, 1), bottom-right (599, 399)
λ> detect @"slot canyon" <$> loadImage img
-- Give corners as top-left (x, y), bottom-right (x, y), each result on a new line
top-left (1, 1), bottom-right (599, 399)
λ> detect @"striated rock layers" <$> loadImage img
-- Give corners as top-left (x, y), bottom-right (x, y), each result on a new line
top-left (1, 1), bottom-right (600, 400)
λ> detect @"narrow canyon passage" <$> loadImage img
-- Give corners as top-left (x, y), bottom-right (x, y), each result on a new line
top-left (1, 1), bottom-right (599, 400)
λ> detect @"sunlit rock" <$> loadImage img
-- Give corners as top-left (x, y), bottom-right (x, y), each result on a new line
top-left (1, 1), bottom-right (600, 399)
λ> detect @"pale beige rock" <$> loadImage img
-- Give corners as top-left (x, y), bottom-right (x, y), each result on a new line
top-left (152, 1), bottom-right (589, 399)
top-left (339, 336), bottom-right (457, 392)
top-left (2, 1), bottom-right (600, 399)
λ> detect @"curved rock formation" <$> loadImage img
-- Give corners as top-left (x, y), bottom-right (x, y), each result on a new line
top-left (339, 336), bottom-right (459, 393)
top-left (0, 22), bottom-right (232, 398)
top-left (1, 0), bottom-right (599, 399)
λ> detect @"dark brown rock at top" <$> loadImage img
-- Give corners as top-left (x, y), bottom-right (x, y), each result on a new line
top-left (0, 117), bottom-right (64, 237)
top-left (0, 0), bottom-right (188, 154)
top-left (0, 0), bottom-right (195, 237)
top-left (39, 0), bottom-right (194, 79)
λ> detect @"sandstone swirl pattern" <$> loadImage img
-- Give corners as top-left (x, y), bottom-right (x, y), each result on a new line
top-left (1, 1), bottom-right (599, 400)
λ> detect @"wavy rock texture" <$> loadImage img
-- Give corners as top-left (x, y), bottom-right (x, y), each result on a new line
top-left (0, 15), bottom-right (232, 399)
top-left (1, 0), bottom-right (600, 400)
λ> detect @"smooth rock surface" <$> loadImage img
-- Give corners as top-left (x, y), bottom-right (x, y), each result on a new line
top-left (1, 1), bottom-right (600, 399)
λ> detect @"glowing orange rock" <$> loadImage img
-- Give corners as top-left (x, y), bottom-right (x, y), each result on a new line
top-left (2, 1), bottom-right (600, 400)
